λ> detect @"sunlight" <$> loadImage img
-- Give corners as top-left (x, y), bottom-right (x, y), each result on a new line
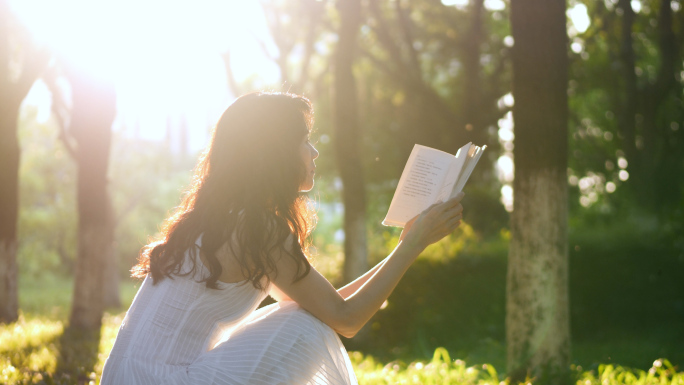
top-left (617, 157), bottom-right (628, 169)
top-left (500, 184), bottom-right (513, 212)
top-left (496, 155), bottom-right (514, 183)
top-left (23, 81), bottom-right (53, 124)
top-left (10, 0), bottom-right (278, 84)
top-left (441, 0), bottom-right (469, 9)
top-left (497, 111), bottom-right (514, 144)
top-left (484, 0), bottom-right (506, 11)
top-left (567, 3), bottom-right (590, 35)
top-left (11, 0), bottom-right (280, 150)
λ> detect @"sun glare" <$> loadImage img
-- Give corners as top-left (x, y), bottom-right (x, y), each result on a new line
top-left (11, 0), bottom-right (280, 150)
top-left (567, 3), bottom-right (590, 35)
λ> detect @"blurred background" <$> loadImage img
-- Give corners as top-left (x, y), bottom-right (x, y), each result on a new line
top-left (1, 0), bottom-right (683, 382)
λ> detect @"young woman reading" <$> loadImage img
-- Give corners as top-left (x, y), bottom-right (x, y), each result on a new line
top-left (100, 92), bottom-right (465, 385)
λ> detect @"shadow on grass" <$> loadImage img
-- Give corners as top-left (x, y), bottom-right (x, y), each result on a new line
top-left (53, 326), bottom-right (101, 384)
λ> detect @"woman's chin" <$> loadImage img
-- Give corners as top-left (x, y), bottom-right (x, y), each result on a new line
top-left (299, 180), bottom-right (314, 192)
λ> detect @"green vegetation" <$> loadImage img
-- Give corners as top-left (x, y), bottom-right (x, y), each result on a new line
top-left (351, 350), bottom-right (684, 385)
top-left (2, 0), bottom-right (683, 383)
top-left (2, 305), bottom-right (683, 384)
top-left (2, 224), bottom-right (682, 384)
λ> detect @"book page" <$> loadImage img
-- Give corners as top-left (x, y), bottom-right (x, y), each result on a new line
top-left (450, 145), bottom-right (485, 198)
top-left (383, 145), bottom-right (455, 227)
top-left (434, 142), bottom-right (472, 203)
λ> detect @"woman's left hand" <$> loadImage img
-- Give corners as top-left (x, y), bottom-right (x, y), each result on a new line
top-left (399, 192), bottom-right (465, 253)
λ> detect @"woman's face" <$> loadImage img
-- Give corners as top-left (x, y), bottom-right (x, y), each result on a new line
top-left (299, 135), bottom-right (319, 192)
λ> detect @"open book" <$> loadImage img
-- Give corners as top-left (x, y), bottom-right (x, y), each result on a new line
top-left (382, 142), bottom-right (486, 227)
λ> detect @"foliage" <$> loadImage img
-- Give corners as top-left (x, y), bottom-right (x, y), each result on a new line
top-left (351, 348), bottom-right (505, 385)
top-left (16, 104), bottom-right (195, 279)
top-left (108, 133), bottom-right (195, 275)
top-left (568, 0), bottom-right (684, 214)
top-left (351, 225), bottom-right (683, 370)
top-left (245, 0), bottom-right (513, 243)
top-left (3, 239), bottom-right (684, 384)
top-left (352, 351), bottom-right (684, 385)
top-left (6, 0), bottom-right (684, 381)
top-left (2, 310), bottom-right (683, 385)
top-left (17, 106), bottom-right (77, 278)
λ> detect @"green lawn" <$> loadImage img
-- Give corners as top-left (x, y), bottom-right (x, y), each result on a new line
top-left (1, 273), bottom-right (682, 384)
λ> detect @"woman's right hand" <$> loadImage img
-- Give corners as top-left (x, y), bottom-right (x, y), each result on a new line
top-left (400, 192), bottom-right (465, 253)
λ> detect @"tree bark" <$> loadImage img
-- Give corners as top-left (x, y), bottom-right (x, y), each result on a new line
top-left (0, 0), bottom-right (48, 323)
top-left (334, 0), bottom-right (368, 285)
top-left (616, 0), bottom-right (681, 209)
top-left (66, 68), bottom-right (117, 330)
top-left (639, 0), bottom-right (679, 208)
top-left (507, 0), bottom-right (570, 382)
top-left (461, 0), bottom-right (485, 145)
top-left (0, 108), bottom-right (20, 323)
top-left (617, 0), bottom-right (639, 177)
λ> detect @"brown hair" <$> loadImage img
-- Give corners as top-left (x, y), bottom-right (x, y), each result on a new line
top-left (131, 92), bottom-right (315, 290)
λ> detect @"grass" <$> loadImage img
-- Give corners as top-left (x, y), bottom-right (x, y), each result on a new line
top-left (1, 273), bottom-right (683, 385)
top-left (2, 313), bottom-right (683, 385)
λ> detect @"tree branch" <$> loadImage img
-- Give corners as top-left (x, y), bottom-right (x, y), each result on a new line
top-left (394, 0), bottom-right (420, 74)
top-left (220, 51), bottom-right (242, 97)
top-left (367, 0), bottom-right (407, 74)
top-left (43, 66), bottom-right (77, 159)
top-left (295, 0), bottom-right (324, 92)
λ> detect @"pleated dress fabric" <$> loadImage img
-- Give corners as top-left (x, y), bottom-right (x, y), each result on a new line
top-left (100, 244), bottom-right (357, 385)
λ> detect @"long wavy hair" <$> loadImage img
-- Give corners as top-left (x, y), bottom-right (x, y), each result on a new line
top-left (132, 92), bottom-right (316, 290)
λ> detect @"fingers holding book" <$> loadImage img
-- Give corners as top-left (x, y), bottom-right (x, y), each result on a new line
top-left (439, 193), bottom-right (464, 230)
top-left (401, 192), bottom-right (465, 252)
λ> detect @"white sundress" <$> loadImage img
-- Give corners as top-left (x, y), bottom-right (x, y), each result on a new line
top-left (100, 242), bottom-right (357, 385)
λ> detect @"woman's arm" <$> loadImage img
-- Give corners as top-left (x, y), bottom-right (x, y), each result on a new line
top-left (270, 217), bottom-right (416, 302)
top-left (269, 253), bottom-right (389, 302)
top-left (336, 256), bottom-right (388, 299)
top-left (270, 193), bottom-right (464, 338)
top-left (335, 217), bottom-right (416, 299)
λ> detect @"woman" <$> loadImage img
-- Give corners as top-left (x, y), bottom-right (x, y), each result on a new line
top-left (100, 92), bottom-right (465, 385)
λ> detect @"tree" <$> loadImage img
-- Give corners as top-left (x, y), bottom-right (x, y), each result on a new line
top-left (334, 0), bottom-right (368, 284)
top-left (49, 63), bottom-right (117, 329)
top-left (564, 0), bottom-right (684, 216)
top-left (616, 0), bottom-right (682, 209)
top-left (0, 0), bottom-right (47, 323)
top-left (258, 0), bottom-right (326, 94)
top-left (506, 0), bottom-right (570, 382)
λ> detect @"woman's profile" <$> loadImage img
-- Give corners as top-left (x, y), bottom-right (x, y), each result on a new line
top-left (100, 92), bottom-right (465, 384)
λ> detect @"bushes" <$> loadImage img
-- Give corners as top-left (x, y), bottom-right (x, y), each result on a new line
top-left (349, 223), bottom-right (684, 369)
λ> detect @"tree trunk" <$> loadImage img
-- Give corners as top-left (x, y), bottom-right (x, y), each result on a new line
top-left (616, 0), bottom-right (680, 209)
top-left (639, 0), bottom-right (678, 208)
top-left (461, 0), bottom-right (485, 145)
top-left (334, 0), bottom-right (368, 285)
top-left (0, 108), bottom-right (20, 323)
top-left (617, 0), bottom-right (639, 178)
top-left (507, 0), bottom-right (570, 383)
top-left (0, 0), bottom-right (47, 323)
top-left (67, 69), bottom-right (117, 330)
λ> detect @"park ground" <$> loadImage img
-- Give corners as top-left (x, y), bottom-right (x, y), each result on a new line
top-left (1, 222), bottom-right (683, 385)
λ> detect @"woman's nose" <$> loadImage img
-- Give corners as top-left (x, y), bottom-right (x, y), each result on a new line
top-left (311, 145), bottom-right (319, 159)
